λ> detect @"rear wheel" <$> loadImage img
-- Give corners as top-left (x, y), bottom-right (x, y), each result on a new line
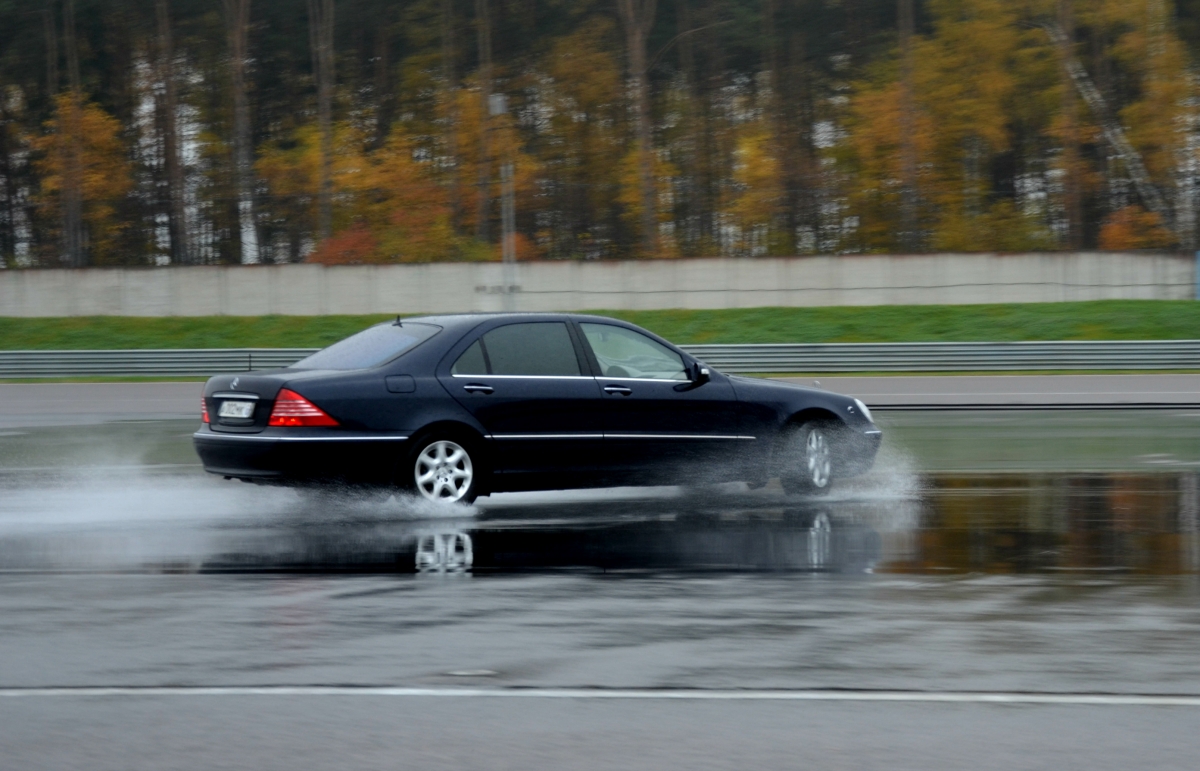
top-left (407, 436), bottom-right (479, 504)
top-left (780, 421), bottom-right (835, 496)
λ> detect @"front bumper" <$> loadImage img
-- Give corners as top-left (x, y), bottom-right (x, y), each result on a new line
top-left (193, 426), bottom-right (412, 485)
top-left (838, 425), bottom-right (883, 477)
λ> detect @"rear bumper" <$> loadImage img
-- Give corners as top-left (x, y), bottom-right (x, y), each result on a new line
top-left (193, 427), bottom-right (411, 484)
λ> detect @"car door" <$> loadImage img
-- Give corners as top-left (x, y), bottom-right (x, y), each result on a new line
top-left (576, 321), bottom-right (743, 484)
top-left (438, 320), bottom-right (605, 483)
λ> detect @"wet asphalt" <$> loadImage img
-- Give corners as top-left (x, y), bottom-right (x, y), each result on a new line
top-left (1, 392), bottom-right (1199, 769)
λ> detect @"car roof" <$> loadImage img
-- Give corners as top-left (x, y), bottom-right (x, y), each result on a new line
top-left (401, 312), bottom-right (631, 333)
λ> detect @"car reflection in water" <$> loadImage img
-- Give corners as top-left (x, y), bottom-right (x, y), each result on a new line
top-left (196, 471), bottom-right (1200, 577)
top-left (199, 485), bottom-right (886, 575)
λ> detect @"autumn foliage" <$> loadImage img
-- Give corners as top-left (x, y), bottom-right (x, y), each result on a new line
top-left (3, 1), bottom-right (1200, 267)
top-left (31, 95), bottom-right (135, 265)
top-left (1098, 206), bottom-right (1176, 251)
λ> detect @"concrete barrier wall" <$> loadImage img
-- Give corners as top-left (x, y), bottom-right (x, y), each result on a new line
top-left (0, 252), bottom-right (1192, 317)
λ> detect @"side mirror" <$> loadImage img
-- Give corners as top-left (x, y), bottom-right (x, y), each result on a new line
top-left (676, 362), bottom-right (711, 391)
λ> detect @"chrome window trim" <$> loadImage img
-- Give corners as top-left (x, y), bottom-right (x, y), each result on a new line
top-left (605, 434), bottom-right (756, 441)
top-left (490, 434), bottom-right (604, 440)
top-left (450, 374), bottom-right (593, 381)
top-left (488, 433), bottom-right (755, 441)
top-left (449, 374), bottom-right (692, 383)
top-left (596, 377), bottom-right (690, 384)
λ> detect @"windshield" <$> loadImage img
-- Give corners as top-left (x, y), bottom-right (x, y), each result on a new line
top-left (291, 322), bottom-right (441, 371)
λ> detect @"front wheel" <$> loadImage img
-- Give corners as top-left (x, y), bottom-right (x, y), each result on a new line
top-left (780, 422), bottom-right (835, 496)
top-left (407, 437), bottom-right (479, 504)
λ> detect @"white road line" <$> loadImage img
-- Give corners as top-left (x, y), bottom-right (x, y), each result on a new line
top-left (2, 687), bottom-right (1200, 706)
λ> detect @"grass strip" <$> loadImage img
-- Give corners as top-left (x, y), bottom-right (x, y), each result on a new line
top-left (3, 300), bottom-right (1200, 350)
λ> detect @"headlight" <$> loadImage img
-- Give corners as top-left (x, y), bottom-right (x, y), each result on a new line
top-left (854, 398), bottom-right (874, 423)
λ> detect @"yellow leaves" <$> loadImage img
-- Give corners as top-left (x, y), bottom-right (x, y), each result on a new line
top-left (723, 120), bottom-right (782, 255)
top-left (843, 0), bottom-right (1037, 252)
top-left (1112, 5), bottom-right (1194, 183)
top-left (932, 201), bottom-right (1056, 252)
top-left (31, 94), bottom-right (135, 263)
top-left (441, 81), bottom-right (540, 241)
top-left (843, 80), bottom-right (938, 250)
top-left (261, 121), bottom-right (474, 264)
top-left (256, 122), bottom-right (367, 224)
top-left (919, 0), bottom-right (1024, 155)
top-left (545, 18), bottom-right (623, 125)
top-left (616, 147), bottom-right (678, 255)
top-left (841, 0), bottom-right (1194, 252)
top-left (1098, 205), bottom-right (1175, 250)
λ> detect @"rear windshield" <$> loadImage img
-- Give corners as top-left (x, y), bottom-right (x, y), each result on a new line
top-left (291, 322), bottom-right (441, 371)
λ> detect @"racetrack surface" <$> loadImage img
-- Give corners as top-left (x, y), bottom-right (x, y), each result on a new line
top-left (2, 399), bottom-right (1199, 769)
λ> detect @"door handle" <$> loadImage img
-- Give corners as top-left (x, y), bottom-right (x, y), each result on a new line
top-left (603, 385), bottom-right (633, 396)
top-left (463, 384), bottom-right (494, 394)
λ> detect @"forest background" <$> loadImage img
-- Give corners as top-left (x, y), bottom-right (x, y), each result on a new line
top-left (2, 0), bottom-right (1200, 270)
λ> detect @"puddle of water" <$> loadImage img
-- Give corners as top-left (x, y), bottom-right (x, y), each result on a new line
top-left (0, 466), bottom-right (1196, 575)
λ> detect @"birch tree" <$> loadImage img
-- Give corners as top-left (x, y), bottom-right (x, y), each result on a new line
top-left (222, 0), bottom-right (258, 264)
top-left (616, 0), bottom-right (659, 256)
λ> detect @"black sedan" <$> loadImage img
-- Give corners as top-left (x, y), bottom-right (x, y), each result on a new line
top-left (194, 314), bottom-right (881, 503)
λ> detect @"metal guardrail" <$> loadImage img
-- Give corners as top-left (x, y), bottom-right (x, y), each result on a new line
top-left (682, 341), bottom-right (1200, 372)
top-left (0, 349), bottom-right (317, 378)
top-left (2, 340), bottom-right (1199, 378)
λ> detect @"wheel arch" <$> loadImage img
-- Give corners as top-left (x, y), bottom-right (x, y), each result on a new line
top-left (408, 419), bottom-right (488, 444)
top-left (782, 407), bottom-right (846, 434)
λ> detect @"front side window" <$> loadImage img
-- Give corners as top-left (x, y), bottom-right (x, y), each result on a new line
top-left (580, 323), bottom-right (687, 380)
top-left (292, 322), bottom-right (440, 371)
top-left (453, 322), bottom-right (582, 376)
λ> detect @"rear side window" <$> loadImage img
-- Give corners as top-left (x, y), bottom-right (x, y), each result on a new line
top-left (451, 341), bottom-right (487, 375)
top-left (292, 323), bottom-right (440, 371)
top-left (453, 322), bottom-right (581, 376)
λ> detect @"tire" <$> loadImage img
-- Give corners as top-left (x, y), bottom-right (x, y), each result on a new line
top-left (405, 433), bottom-right (481, 504)
top-left (780, 421), bottom-right (836, 496)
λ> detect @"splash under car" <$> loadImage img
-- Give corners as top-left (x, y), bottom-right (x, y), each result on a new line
top-left (193, 314), bottom-right (881, 503)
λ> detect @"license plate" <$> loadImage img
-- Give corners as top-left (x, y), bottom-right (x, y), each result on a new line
top-left (218, 400), bottom-right (256, 419)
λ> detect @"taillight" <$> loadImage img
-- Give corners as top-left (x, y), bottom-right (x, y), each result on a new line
top-left (268, 388), bottom-right (339, 427)
top-left (201, 397), bottom-right (210, 423)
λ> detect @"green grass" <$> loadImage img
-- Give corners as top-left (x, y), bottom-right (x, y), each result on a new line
top-left (3, 300), bottom-right (1200, 350)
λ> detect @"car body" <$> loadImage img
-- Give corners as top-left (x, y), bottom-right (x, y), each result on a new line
top-left (193, 313), bottom-right (882, 502)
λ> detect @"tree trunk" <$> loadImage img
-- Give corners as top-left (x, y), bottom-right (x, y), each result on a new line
top-left (786, 29), bottom-right (816, 253)
top-left (674, 0), bottom-right (697, 254)
top-left (62, 0), bottom-right (85, 267)
top-left (697, 0), bottom-right (721, 253)
top-left (373, 20), bottom-right (392, 149)
top-left (762, 0), bottom-right (793, 255)
top-left (616, 0), bottom-right (659, 257)
top-left (1058, 0), bottom-right (1082, 249)
top-left (157, 0), bottom-right (189, 264)
top-left (897, 0), bottom-right (919, 252)
top-left (474, 0), bottom-right (492, 242)
top-left (308, 0), bottom-right (335, 244)
top-left (43, 7), bottom-right (58, 98)
top-left (222, 0), bottom-right (258, 264)
top-left (443, 0), bottom-right (460, 231)
top-left (0, 106), bottom-right (15, 265)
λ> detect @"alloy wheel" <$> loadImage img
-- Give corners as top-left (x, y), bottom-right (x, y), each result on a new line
top-left (805, 428), bottom-right (832, 489)
top-left (414, 440), bottom-right (474, 503)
